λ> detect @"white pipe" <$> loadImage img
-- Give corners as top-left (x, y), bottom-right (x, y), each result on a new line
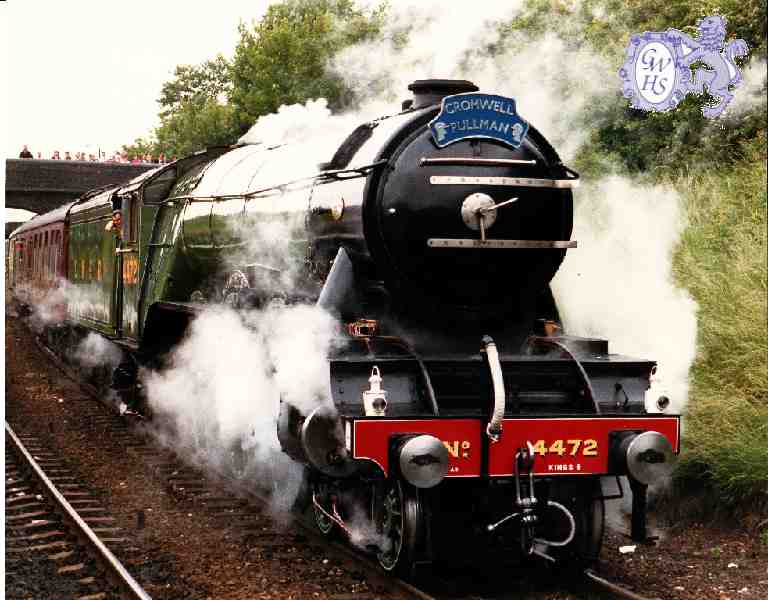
top-left (534, 501), bottom-right (577, 547)
top-left (483, 336), bottom-right (505, 442)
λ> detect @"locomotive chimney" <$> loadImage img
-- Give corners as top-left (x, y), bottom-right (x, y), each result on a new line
top-left (407, 79), bottom-right (479, 109)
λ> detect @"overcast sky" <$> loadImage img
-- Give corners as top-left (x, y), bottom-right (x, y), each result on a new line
top-left (3, 0), bottom-right (274, 160)
top-left (2, 1), bottom-right (278, 221)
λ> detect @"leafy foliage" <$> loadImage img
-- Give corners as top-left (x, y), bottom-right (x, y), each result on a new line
top-left (229, 0), bottom-right (385, 129)
top-left (158, 56), bottom-right (232, 119)
top-left (154, 99), bottom-right (239, 159)
top-left (121, 136), bottom-right (156, 161)
top-left (671, 141), bottom-right (768, 505)
top-left (498, 0), bottom-right (766, 175)
top-left (124, 55), bottom-right (239, 159)
top-left (497, 1), bottom-right (767, 508)
top-left (125, 0), bottom-right (383, 158)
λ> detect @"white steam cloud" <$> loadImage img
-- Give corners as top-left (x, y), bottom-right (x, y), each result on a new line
top-left (550, 177), bottom-right (698, 413)
top-left (239, 98), bottom-right (335, 146)
top-left (143, 304), bottom-right (338, 509)
top-left (12, 280), bottom-right (125, 374)
top-left (721, 58), bottom-right (768, 122)
top-left (73, 332), bottom-right (124, 370)
top-left (14, 279), bottom-right (109, 333)
top-left (332, 1), bottom-right (523, 105)
top-left (466, 33), bottom-right (617, 161)
top-left (332, 0), bottom-right (699, 410)
top-left (145, 0), bottom-right (701, 516)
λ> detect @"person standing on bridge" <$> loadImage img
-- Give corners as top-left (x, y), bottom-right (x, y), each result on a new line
top-left (18, 145), bottom-right (33, 159)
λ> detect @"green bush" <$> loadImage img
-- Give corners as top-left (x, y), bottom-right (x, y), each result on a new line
top-left (533, 0), bottom-right (768, 508)
top-left (671, 140), bottom-right (768, 504)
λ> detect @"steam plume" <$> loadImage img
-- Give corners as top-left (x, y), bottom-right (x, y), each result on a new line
top-left (331, 1), bottom-right (698, 411)
top-left (142, 304), bottom-right (338, 510)
top-left (144, 0), bottom-right (702, 515)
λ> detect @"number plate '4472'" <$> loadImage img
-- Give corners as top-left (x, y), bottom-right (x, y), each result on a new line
top-left (489, 418), bottom-right (679, 476)
top-left (531, 438), bottom-right (598, 457)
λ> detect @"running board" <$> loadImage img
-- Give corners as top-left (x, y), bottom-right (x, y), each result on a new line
top-left (427, 239), bottom-right (576, 249)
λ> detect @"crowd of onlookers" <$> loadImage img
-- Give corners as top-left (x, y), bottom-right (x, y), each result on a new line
top-left (18, 145), bottom-right (176, 164)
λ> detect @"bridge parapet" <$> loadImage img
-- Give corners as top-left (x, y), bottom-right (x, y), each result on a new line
top-left (5, 159), bottom-right (156, 216)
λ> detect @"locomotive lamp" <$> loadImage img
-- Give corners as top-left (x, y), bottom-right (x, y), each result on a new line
top-left (363, 366), bottom-right (388, 416)
top-left (645, 368), bottom-right (672, 413)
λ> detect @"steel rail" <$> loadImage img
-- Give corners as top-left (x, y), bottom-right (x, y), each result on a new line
top-left (585, 569), bottom-right (660, 600)
top-left (245, 488), bottom-right (437, 600)
top-left (28, 325), bottom-right (659, 600)
top-left (5, 421), bottom-right (152, 600)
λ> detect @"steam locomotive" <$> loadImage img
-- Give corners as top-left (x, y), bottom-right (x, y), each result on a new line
top-left (8, 79), bottom-right (680, 576)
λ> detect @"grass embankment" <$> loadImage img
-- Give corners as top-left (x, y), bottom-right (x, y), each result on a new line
top-left (672, 139), bottom-right (768, 512)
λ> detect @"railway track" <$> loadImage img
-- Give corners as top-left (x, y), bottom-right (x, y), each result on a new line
top-left (124, 443), bottom-right (429, 599)
top-left (78, 417), bottom-right (660, 600)
top-left (27, 326), bottom-right (662, 600)
top-left (5, 420), bottom-right (151, 600)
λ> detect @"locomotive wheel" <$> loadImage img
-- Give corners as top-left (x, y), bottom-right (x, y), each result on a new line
top-left (376, 479), bottom-right (423, 576)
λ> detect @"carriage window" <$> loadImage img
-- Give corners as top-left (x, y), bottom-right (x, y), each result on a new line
top-left (121, 194), bottom-right (138, 242)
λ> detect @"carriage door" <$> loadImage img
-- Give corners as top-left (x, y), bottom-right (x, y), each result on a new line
top-left (118, 192), bottom-right (141, 340)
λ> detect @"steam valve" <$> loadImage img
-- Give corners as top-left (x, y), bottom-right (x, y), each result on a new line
top-left (363, 366), bottom-right (388, 416)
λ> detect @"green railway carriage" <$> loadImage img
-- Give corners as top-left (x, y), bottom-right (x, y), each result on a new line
top-left (9, 143), bottom-right (317, 352)
top-left (8, 150), bottom-right (231, 350)
top-left (67, 187), bottom-right (121, 334)
top-left (100, 143), bottom-right (322, 352)
top-left (8, 202), bottom-right (74, 310)
top-left (77, 149), bottom-right (231, 349)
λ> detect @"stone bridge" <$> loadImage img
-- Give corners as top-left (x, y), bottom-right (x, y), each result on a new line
top-left (5, 159), bottom-right (156, 224)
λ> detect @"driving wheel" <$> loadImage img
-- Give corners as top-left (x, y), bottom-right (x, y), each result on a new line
top-left (376, 479), bottom-right (423, 576)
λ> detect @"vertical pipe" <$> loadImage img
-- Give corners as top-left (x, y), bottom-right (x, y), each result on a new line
top-left (629, 478), bottom-right (648, 542)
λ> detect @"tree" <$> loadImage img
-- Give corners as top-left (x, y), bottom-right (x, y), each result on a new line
top-left (230, 0), bottom-right (385, 130)
top-left (124, 0), bottom-right (384, 158)
top-left (154, 99), bottom-right (238, 158)
top-left (122, 136), bottom-right (156, 161)
top-left (124, 55), bottom-right (240, 159)
top-left (158, 55), bottom-right (233, 119)
top-left (494, 0), bottom-right (766, 175)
